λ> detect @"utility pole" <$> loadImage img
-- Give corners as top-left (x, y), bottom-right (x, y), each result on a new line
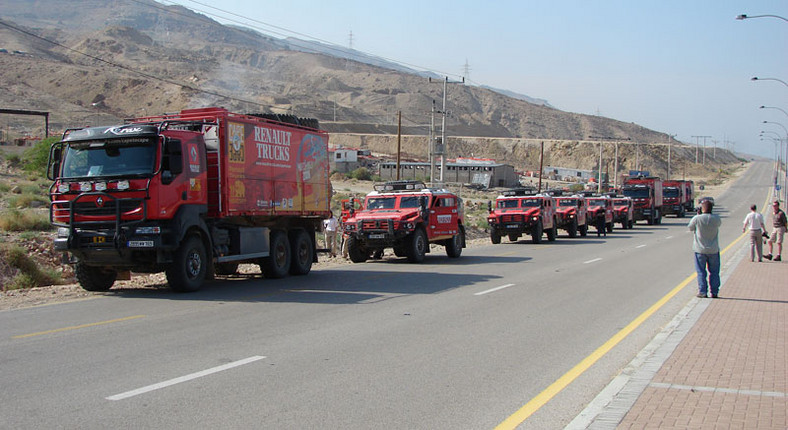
top-left (396, 111), bottom-right (402, 180)
top-left (428, 76), bottom-right (464, 185)
top-left (691, 135), bottom-right (710, 164)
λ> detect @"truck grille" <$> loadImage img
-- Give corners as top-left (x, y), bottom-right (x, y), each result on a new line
top-left (70, 200), bottom-right (142, 216)
top-left (360, 219), bottom-right (400, 231)
top-left (500, 214), bottom-right (524, 223)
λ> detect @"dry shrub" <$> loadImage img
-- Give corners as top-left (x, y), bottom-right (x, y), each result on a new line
top-left (0, 244), bottom-right (60, 290)
top-left (0, 208), bottom-right (51, 232)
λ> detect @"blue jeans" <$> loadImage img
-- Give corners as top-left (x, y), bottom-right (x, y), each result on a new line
top-left (694, 252), bottom-right (720, 295)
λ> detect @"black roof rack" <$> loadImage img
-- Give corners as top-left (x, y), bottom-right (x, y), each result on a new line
top-left (502, 187), bottom-right (537, 197)
top-left (373, 180), bottom-right (427, 192)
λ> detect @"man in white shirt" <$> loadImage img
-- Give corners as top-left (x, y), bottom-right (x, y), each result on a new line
top-left (742, 204), bottom-right (766, 262)
top-left (323, 213), bottom-right (339, 257)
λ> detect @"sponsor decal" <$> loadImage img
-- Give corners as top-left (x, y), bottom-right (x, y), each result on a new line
top-left (437, 214), bottom-right (452, 224)
top-left (228, 122), bottom-right (245, 163)
top-left (254, 126), bottom-right (291, 163)
top-left (104, 126), bottom-right (145, 135)
top-left (189, 178), bottom-right (201, 192)
top-left (188, 143), bottom-right (200, 173)
top-left (231, 180), bottom-right (245, 198)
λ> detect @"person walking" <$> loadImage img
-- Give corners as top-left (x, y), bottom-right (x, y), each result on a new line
top-left (323, 212), bottom-right (339, 257)
top-left (688, 199), bottom-right (722, 298)
top-left (742, 204), bottom-right (766, 262)
top-left (765, 200), bottom-right (787, 262)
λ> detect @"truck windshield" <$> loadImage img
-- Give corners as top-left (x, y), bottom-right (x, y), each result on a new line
top-left (521, 199), bottom-right (540, 207)
top-left (61, 143), bottom-right (156, 178)
top-left (664, 188), bottom-right (679, 197)
top-left (623, 188), bottom-right (649, 198)
top-left (399, 196), bottom-right (421, 208)
top-left (558, 199), bottom-right (577, 207)
top-left (588, 199), bottom-right (606, 206)
top-left (497, 199), bottom-right (519, 209)
top-left (366, 197), bottom-right (396, 210)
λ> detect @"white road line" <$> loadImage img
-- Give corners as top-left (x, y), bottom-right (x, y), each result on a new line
top-left (106, 356), bottom-right (266, 401)
top-left (666, 236), bottom-right (674, 239)
top-left (583, 258), bottom-right (602, 264)
top-left (474, 283), bottom-right (515, 296)
top-left (636, 244), bottom-right (647, 249)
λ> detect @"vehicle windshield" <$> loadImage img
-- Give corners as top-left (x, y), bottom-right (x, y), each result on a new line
top-left (497, 199), bottom-right (519, 209)
top-left (61, 142), bottom-right (156, 178)
top-left (558, 199), bottom-right (577, 207)
top-left (399, 196), bottom-right (421, 208)
top-left (366, 197), bottom-right (396, 210)
top-left (521, 199), bottom-right (540, 207)
top-left (588, 199), bottom-right (606, 206)
top-left (664, 187), bottom-right (679, 197)
top-left (613, 200), bottom-right (628, 206)
top-left (623, 188), bottom-right (649, 198)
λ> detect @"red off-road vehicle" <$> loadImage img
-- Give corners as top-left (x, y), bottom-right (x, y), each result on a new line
top-left (487, 189), bottom-right (557, 244)
top-left (586, 196), bottom-right (615, 234)
top-left (612, 196), bottom-right (635, 229)
top-left (555, 195), bottom-right (589, 237)
top-left (343, 181), bottom-right (465, 263)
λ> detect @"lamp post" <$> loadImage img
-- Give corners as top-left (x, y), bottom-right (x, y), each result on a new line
top-left (736, 13), bottom-right (788, 22)
top-left (428, 76), bottom-right (464, 186)
top-left (763, 121), bottom-right (788, 203)
top-left (751, 77), bottom-right (788, 88)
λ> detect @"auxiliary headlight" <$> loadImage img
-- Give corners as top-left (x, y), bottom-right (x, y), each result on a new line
top-left (57, 183), bottom-right (70, 193)
top-left (136, 226), bottom-right (161, 234)
top-left (57, 227), bottom-right (70, 238)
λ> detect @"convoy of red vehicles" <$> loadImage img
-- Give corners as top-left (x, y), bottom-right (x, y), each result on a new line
top-left (47, 108), bottom-right (698, 292)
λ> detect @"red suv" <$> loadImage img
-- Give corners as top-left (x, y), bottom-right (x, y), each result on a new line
top-left (343, 181), bottom-right (465, 263)
top-left (487, 189), bottom-right (557, 244)
top-left (555, 195), bottom-right (589, 237)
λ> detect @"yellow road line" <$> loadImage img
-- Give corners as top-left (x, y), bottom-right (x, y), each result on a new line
top-left (496, 230), bottom-right (746, 429)
top-left (12, 315), bottom-right (146, 339)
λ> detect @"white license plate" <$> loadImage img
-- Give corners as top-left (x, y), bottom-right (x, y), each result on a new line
top-left (507, 224), bottom-right (520, 229)
top-left (368, 233), bottom-right (385, 239)
top-left (128, 240), bottom-right (154, 248)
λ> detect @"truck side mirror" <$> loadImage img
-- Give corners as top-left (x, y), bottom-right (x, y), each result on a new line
top-left (488, 201), bottom-right (492, 212)
top-left (47, 145), bottom-right (62, 180)
top-left (349, 197), bottom-right (355, 215)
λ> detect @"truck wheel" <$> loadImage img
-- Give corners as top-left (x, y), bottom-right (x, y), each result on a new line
top-left (166, 235), bottom-right (207, 292)
top-left (490, 230), bottom-right (501, 244)
top-left (75, 263), bottom-right (117, 292)
top-left (532, 221), bottom-right (543, 244)
top-left (446, 230), bottom-right (464, 258)
top-left (508, 233), bottom-right (519, 242)
top-left (347, 236), bottom-right (368, 263)
top-left (579, 223), bottom-right (588, 237)
top-left (259, 230), bottom-right (291, 278)
top-left (568, 219), bottom-right (578, 238)
top-left (406, 228), bottom-right (427, 263)
top-left (215, 262), bottom-right (239, 276)
top-left (546, 224), bottom-right (556, 242)
top-left (289, 229), bottom-right (313, 276)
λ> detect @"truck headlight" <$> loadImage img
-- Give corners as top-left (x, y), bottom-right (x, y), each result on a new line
top-left (57, 183), bottom-right (70, 193)
top-left (135, 226), bottom-right (161, 234)
top-left (57, 227), bottom-right (70, 238)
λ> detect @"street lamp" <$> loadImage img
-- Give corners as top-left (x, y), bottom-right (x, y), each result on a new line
top-left (751, 77), bottom-right (788, 87)
top-left (736, 14), bottom-right (788, 22)
top-left (763, 121), bottom-right (788, 203)
top-left (760, 105), bottom-right (788, 119)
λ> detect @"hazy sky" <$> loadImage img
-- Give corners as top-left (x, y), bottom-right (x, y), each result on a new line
top-left (172, 0), bottom-right (787, 158)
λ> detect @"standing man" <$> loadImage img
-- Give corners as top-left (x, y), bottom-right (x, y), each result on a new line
top-left (688, 199), bottom-right (722, 298)
top-left (323, 211), bottom-right (339, 257)
top-left (742, 204), bottom-right (766, 262)
top-left (765, 200), bottom-right (787, 262)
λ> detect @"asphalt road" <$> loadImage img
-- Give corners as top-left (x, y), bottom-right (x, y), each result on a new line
top-left (0, 160), bottom-right (772, 429)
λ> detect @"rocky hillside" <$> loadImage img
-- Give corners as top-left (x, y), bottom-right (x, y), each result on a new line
top-left (0, 0), bottom-right (739, 175)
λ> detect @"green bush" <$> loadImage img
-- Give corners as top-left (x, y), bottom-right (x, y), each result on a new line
top-left (0, 208), bottom-right (52, 232)
top-left (7, 193), bottom-right (49, 209)
top-left (21, 137), bottom-right (58, 175)
top-left (0, 244), bottom-right (59, 289)
top-left (348, 167), bottom-right (372, 181)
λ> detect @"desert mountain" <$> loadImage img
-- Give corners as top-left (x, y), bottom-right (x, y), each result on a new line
top-left (0, 0), bottom-right (739, 175)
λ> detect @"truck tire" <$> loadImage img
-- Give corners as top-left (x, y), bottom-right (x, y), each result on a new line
top-left (75, 263), bottom-right (116, 292)
top-left (508, 233), bottom-right (519, 242)
top-left (446, 230), bottom-right (463, 258)
top-left (579, 223), bottom-right (588, 237)
top-left (166, 235), bottom-right (207, 292)
top-left (490, 230), bottom-right (501, 244)
top-left (405, 228), bottom-right (427, 263)
top-left (532, 221), bottom-right (543, 244)
top-left (259, 230), bottom-right (291, 278)
top-left (289, 229), bottom-right (313, 276)
top-left (568, 219), bottom-right (578, 238)
top-left (546, 223), bottom-right (556, 242)
top-left (215, 262), bottom-right (239, 276)
top-left (347, 236), bottom-right (368, 263)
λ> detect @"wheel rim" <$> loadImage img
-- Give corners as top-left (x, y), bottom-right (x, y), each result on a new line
top-left (187, 249), bottom-right (202, 279)
top-left (275, 242), bottom-right (287, 268)
top-left (416, 234), bottom-right (426, 254)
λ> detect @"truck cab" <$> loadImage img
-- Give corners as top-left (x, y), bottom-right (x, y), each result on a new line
top-left (554, 195), bottom-right (588, 237)
top-left (342, 180), bottom-right (465, 263)
top-left (612, 196), bottom-right (634, 229)
top-left (487, 189), bottom-right (557, 244)
top-left (662, 181), bottom-right (686, 217)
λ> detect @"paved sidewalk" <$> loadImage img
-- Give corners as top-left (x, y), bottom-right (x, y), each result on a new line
top-left (570, 251), bottom-right (788, 429)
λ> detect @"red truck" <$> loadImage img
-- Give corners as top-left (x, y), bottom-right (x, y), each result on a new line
top-left (621, 176), bottom-right (663, 225)
top-left (342, 180), bottom-right (465, 263)
top-left (662, 179), bottom-right (695, 217)
top-left (487, 189), bottom-right (557, 244)
top-left (48, 107), bottom-right (331, 292)
top-left (612, 196), bottom-right (635, 229)
top-left (586, 196), bottom-right (615, 234)
top-left (554, 195), bottom-right (589, 237)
